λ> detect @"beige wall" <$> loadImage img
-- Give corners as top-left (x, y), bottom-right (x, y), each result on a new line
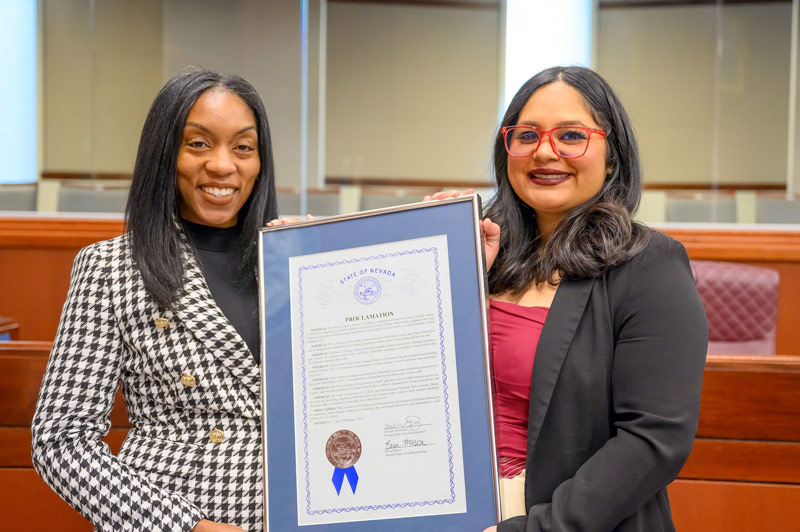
top-left (41, 1), bottom-right (794, 191)
top-left (325, 2), bottom-right (500, 183)
top-left (43, 0), bottom-right (162, 174)
top-left (162, 0), bottom-right (303, 189)
top-left (793, 0), bottom-right (800, 195)
top-left (598, 3), bottom-right (792, 186)
top-left (43, 0), bottom-right (305, 188)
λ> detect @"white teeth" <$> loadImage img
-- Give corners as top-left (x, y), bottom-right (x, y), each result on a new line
top-left (201, 186), bottom-right (235, 197)
top-left (532, 174), bottom-right (569, 179)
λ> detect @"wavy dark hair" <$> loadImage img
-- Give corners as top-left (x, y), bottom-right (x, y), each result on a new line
top-left (126, 68), bottom-right (278, 309)
top-left (486, 66), bottom-right (649, 295)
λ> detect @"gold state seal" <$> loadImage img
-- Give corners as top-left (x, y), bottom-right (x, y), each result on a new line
top-left (325, 429), bottom-right (362, 469)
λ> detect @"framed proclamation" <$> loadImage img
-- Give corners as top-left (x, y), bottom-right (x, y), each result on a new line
top-left (258, 195), bottom-right (499, 531)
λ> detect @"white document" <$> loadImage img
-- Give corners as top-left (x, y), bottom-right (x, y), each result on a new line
top-left (288, 235), bottom-right (467, 526)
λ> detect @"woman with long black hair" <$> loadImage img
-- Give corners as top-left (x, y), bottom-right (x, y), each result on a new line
top-left (32, 68), bottom-right (277, 532)
top-left (436, 66), bottom-right (707, 531)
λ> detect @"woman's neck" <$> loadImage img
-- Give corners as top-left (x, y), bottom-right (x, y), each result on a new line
top-left (535, 211), bottom-right (562, 241)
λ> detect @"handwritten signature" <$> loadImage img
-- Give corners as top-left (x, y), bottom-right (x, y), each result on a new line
top-left (384, 415), bottom-right (423, 431)
top-left (385, 438), bottom-right (430, 450)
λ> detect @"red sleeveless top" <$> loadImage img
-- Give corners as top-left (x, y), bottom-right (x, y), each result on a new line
top-left (489, 299), bottom-right (548, 478)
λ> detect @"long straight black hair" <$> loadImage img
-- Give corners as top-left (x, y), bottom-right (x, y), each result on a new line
top-left (126, 68), bottom-right (278, 309)
top-left (486, 66), bottom-right (649, 295)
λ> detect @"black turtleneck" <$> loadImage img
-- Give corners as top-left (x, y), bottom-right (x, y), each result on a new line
top-left (181, 219), bottom-right (260, 363)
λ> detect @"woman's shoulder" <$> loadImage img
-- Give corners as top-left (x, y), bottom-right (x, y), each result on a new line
top-left (623, 227), bottom-right (687, 268)
top-left (606, 228), bottom-right (691, 285)
top-left (641, 227), bottom-right (686, 259)
top-left (74, 233), bottom-right (132, 267)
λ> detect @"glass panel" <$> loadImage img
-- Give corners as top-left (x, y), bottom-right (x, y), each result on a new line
top-left (597, 0), bottom-right (795, 225)
top-left (324, 1), bottom-right (500, 191)
top-left (0, 1), bottom-right (37, 185)
top-left (35, 0), bottom-right (306, 213)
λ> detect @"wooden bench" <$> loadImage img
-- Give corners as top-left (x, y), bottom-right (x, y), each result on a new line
top-left (0, 341), bottom-right (129, 531)
top-left (670, 354), bottom-right (800, 530)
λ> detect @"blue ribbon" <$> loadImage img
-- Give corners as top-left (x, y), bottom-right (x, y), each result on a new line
top-left (331, 466), bottom-right (359, 495)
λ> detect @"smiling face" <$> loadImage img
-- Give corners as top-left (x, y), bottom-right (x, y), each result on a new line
top-left (176, 88), bottom-right (260, 228)
top-left (506, 81), bottom-right (608, 235)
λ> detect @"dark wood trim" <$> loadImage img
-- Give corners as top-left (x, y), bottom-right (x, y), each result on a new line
top-left (697, 367), bottom-right (800, 441)
top-left (41, 172), bottom-right (132, 181)
top-left (0, 342), bottom-right (130, 427)
top-left (680, 439), bottom-right (800, 484)
top-left (668, 480), bottom-right (800, 531)
top-left (694, 354), bottom-right (800, 442)
top-left (660, 228), bottom-right (800, 262)
top-left (326, 176), bottom-right (787, 192)
top-left (644, 183), bottom-right (785, 191)
top-left (705, 354), bottom-right (800, 373)
top-left (0, 341), bottom-right (52, 353)
top-left (326, 176), bottom-right (492, 189)
top-left (0, 217), bottom-right (125, 248)
top-left (38, 172), bottom-right (787, 192)
top-left (601, 0), bottom-right (790, 9)
top-left (328, 0), bottom-right (500, 9)
top-left (276, 186), bottom-right (340, 195)
top-left (0, 469), bottom-right (96, 530)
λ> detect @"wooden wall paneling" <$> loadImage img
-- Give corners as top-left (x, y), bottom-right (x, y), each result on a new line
top-left (0, 217), bottom-right (124, 341)
top-left (672, 354), bottom-right (800, 530)
top-left (661, 228), bottom-right (800, 262)
top-left (0, 341), bottom-right (52, 426)
top-left (680, 439), bottom-right (800, 483)
top-left (668, 480), bottom-right (800, 532)
top-left (0, 340), bottom-right (130, 476)
top-left (0, 341), bottom-right (130, 427)
top-left (0, 217), bottom-right (124, 248)
top-left (697, 366), bottom-right (800, 441)
top-left (0, 340), bottom-right (128, 530)
top-left (0, 469), bottom-right (92, 532)
top-left (0, 247), bottom-right (80, 340)
top-left (705, 353), bottom-right (800, 372)
top-left (3, 218), bottom-right (800, 351)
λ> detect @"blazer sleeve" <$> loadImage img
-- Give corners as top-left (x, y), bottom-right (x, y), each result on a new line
top-left (499, 236), bottom-right (708, 532)
top-left (31, 245), bottom-right (205, 532)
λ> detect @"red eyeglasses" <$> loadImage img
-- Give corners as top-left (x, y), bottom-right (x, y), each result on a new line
top-left (500, 125), bottom-right (607, 159)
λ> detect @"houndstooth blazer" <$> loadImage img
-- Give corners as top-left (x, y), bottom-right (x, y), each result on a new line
top-left (31, 233), bottom-right (263, 532)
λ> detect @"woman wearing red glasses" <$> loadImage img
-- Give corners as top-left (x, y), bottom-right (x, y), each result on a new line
top-left (438, 66), bottom-right (708, 531)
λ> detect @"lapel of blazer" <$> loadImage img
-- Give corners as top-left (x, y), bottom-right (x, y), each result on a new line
top-left (526, 276), bottom-right (594, 453)
top-left (172, 240), bottom-right (260, 400)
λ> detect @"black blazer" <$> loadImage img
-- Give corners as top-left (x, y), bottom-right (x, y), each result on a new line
top-left (498, 230), bottom-right (708, 532)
